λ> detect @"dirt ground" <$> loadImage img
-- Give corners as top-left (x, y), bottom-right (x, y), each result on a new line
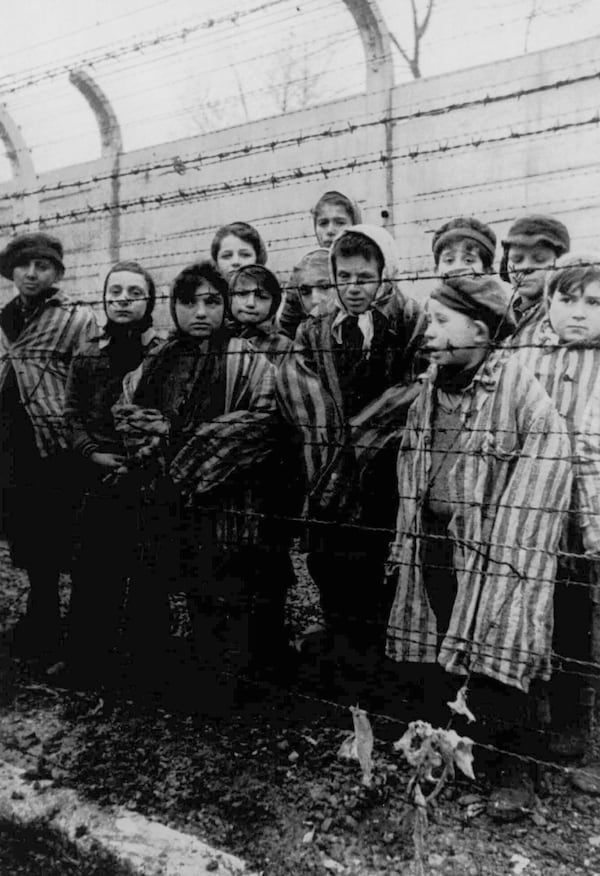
top-left (1, 543), bottom-right (600, 876)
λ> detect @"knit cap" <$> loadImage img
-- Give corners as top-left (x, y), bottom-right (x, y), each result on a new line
top-left (0, 232), bottom-right (64, 279)
top-left (500, 215), bottom-right (570, 282)
top-left (430, 275), bottom-right (516, 340)
top-left (432, 217), bottom-right (496, 267)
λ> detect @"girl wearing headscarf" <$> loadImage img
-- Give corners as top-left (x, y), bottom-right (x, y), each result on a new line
top-left (61, 260), bottom-right (163, 682)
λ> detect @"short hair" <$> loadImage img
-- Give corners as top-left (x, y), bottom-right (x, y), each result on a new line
top-left (172, 260), bottom-right (228, 304)
top-left (330, 231), bottom-right (384, 278)
top-left (545, 254), bottom-right (600, 300)
top-left (210, 222), bottom-right (267, 265)
top-left (229, 264), bottom-right (283, 317)
top-left (103, 260), bottom-right (156, 311)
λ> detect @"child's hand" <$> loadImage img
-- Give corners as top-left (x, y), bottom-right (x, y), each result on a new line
top-left (90, 451), bottom-right (127, 469)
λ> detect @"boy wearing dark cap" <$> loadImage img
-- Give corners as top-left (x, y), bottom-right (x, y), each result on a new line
top-left (0, 232), bottom-right (97, 659)
top-left (386, 275), bottom-right (571, 816)
top-left (500, 214), bottom-right (570, 347)
top-left (432, 216), bottom-right (496, 278)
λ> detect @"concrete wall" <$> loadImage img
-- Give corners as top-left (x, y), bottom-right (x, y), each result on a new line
top-left (0, 33), bottom-right (599, 324)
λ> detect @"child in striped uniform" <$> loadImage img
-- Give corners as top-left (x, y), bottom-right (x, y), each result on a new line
top-left (386, 275), bottom-right (571, 816)
top-left (277, 225), bottom-right (423, 699)
top-left (515, 254), bottom-right (600, 756)
top-left (115, 260), bottom-right (282, 702)
top-left (0, 233), bottom-right (97, 661)
top-left (499, 214), bottom-right (570, 351)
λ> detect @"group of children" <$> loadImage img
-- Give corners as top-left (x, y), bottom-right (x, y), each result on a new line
top-left (1, 189), bottom-right (600, 816)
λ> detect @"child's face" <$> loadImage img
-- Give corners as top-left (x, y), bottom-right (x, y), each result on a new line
top-left (437, 241), bottom-right (485, 278)
top-left (230, 274), bottom-right (273, 326)
top-left (507, 243), bottom-right (556, 300)
top-left (297, 263), bottom-right (334, 316)
top-left (335, 254), bottom-right (381, 315)
top-left (175, 279), bottom-right (224, 338)
top-left (105, 270), bottom-right (149, 326)
top-left (549, 280), bottom-right (600, 344)
top-left (423, 298), bottom-right (486, 368)
top-left (216, 234), bottom-right (256, 280)
top-left (13, 258), bottom-right (60, 300)
top-left (315, 204), bottom-right (353, 248)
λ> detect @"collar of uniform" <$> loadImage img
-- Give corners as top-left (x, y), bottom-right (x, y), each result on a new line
top-left (421, 347), bottom-right (507, 397)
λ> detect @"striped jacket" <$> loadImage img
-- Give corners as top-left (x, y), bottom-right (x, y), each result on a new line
top-left (276, 292), bottom-right (424, 497)
top-left (576, 397), bottom-right (600, 555)
top-left (508, 297), bottom-right (545, 354)
top-left (386, 349), bottom-right (572, 692)
top-left (513, 317), bottom-right (600, 436)
top-left (235, 323), bottom-right (294, 367)
top-left (123, 335), bottom-right (277, 494)
top-left (0, 291), bottom-right (97, 456)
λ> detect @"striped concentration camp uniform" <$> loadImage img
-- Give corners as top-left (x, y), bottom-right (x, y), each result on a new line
top-left (124, 335), bottom-right (276, 494)
top-left (576, 396), bottom-right (600, 555)
top-left (0, 291), bottom-right (97, 456)
top-left (386, 349), bottom-right (572, 693)
top-left (513, 317), bottom-right (600, 436)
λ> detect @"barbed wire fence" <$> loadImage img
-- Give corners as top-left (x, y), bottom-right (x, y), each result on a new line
top-left (2, 2), bottom-right (600, 870)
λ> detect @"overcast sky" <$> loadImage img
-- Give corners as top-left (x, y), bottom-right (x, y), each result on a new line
top-left (0, 0), bottom-right (598, 178)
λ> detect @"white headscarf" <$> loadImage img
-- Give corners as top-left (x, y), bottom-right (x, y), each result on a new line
top-left (329, 224), bottom-right (400, 353)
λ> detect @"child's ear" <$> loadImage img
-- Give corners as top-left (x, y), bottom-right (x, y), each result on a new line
top-left (472, 319), bottom-right (491, 344)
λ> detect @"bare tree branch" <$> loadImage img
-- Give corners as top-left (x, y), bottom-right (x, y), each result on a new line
top-left (389, 0), bottom-right (436, 79)
top-left (389, 30), bottom-right (413, 69)
top-left (417, 0), bottom-right (435, 40)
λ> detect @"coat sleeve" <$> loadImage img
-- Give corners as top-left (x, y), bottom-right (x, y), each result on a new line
top-left (169, 347), bottom-right (277, 493)
top-left (64, 350), bottom-right (98, 458)
top-left (575, 397), bottom-right (600, 555)
top-left (487, 384), bottom-right (572, 577)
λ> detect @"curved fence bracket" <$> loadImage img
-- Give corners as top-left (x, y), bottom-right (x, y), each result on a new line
top-left (0, 104), bottom-right (39, 224)
top-left (70, 69), bottom-right (122, 261)
top-left (341, 0), bottom-right (395, 227)
top-left (341, 0), bottom-right (394, 96)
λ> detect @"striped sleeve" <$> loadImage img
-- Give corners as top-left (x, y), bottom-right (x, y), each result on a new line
top-left (575, 397), bottom-right (600, 555)
top-left (169, 341), bottom-right (277, 492)
top-left (275, 325), bottom-right (343, 489)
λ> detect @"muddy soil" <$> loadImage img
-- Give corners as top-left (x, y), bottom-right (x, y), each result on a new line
top-left (1, 543), bottom-right (600, 876)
